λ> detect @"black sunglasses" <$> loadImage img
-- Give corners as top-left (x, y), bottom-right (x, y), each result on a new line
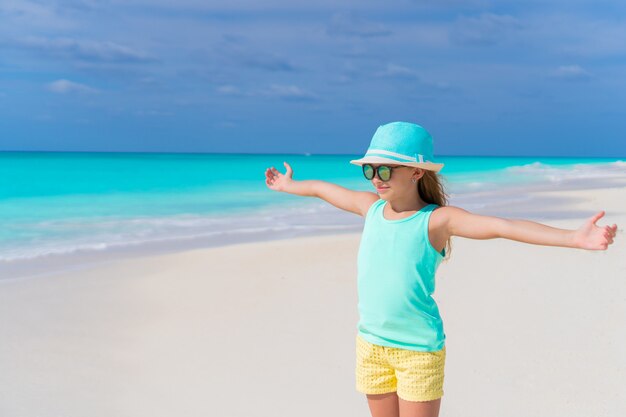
top-left (362, 164), bottom-right (407, 182)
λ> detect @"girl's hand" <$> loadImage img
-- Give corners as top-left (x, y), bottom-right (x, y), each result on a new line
top-left (572, 211), bottom-right (618, 250)
top-left (265, 162), bottom-right (294, 192)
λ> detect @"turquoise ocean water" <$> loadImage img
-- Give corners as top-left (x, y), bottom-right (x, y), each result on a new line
top-left (1, 152), bottom-right (625, 274)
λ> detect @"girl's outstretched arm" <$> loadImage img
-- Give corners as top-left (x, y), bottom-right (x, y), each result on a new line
top-left (442, 206), bottom-right (618, 250)
top-left (265, 162), bottom-right (379, 217)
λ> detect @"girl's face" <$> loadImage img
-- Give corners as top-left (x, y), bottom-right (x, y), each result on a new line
top-left (369, 164), bottom-right (422, 198)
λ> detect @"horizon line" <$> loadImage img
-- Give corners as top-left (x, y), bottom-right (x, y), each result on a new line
top-left (0, 150), bottom-right (624, 159)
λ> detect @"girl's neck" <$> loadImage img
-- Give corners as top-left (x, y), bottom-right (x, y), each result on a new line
top-left (385, 194), bottom-right (428, 213)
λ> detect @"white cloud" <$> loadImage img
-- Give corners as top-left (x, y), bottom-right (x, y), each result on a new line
top-left (18, 36), bottom-right (154, 63)
top-left (552, 65), bottom-right (591, 80)
top-left (376, 64), bottom-right (421, 79)
top-left (46, 79), bottom-right (98, 94)
top-left (215, 84), bottom-right (319, 102)
top-left (216, 85), bottom-right (245, 96)
top-left (261, 84), bottom-right (319, 101)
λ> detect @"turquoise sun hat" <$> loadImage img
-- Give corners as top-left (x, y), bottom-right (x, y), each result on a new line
top-left (350, 121), bottom-right (444, 172)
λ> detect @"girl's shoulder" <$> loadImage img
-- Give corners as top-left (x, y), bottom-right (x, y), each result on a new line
top-left (430, 204), bottom-right (476, 230)
top-left (359, 193), bottom-right (382, 217)
top-left (429, 205), bottom-right (461, 229)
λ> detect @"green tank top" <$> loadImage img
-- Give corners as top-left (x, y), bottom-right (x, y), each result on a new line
top-left (357, 199), bottom-right (446, 352)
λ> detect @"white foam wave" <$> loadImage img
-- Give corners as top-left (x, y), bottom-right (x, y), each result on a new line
top-left (0, 203), bottom-right (362, 262)
top-left (505, 160), bottom-right (626, 182)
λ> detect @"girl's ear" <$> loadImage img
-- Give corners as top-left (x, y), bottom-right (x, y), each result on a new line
top-left (413, 168), bottom-right (426, 180)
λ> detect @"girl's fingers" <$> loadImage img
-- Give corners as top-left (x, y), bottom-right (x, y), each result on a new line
top-left (603, 225), bottom-right (615, 237)
top-left (591, 211), bottom-right (605, 225)
top-left (283, 161), bottom-right (293, 176)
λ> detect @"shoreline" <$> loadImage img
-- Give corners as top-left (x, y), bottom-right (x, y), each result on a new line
top-left (2, 179), bottom-right (626, 281)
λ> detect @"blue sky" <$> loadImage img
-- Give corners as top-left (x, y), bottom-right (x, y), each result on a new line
top-left (1, 0), bottom-right (625, 157)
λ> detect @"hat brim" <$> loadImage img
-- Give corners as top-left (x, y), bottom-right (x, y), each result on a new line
top-left (349, 156), bottom-right (444, 173)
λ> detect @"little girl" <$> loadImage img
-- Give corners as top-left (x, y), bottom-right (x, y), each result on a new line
top-left (264, 121), bottom-right (618, 417)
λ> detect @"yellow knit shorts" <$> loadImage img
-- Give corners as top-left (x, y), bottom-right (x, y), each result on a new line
top-left (355, 334), bottom-right (446, 402)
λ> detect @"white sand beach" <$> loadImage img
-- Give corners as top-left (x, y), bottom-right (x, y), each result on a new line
top-left (1, 185), bottom-right (624, 417)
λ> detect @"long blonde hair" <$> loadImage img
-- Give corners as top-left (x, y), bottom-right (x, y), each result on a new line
top-left (416, 169), bottom-right (452, 261)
